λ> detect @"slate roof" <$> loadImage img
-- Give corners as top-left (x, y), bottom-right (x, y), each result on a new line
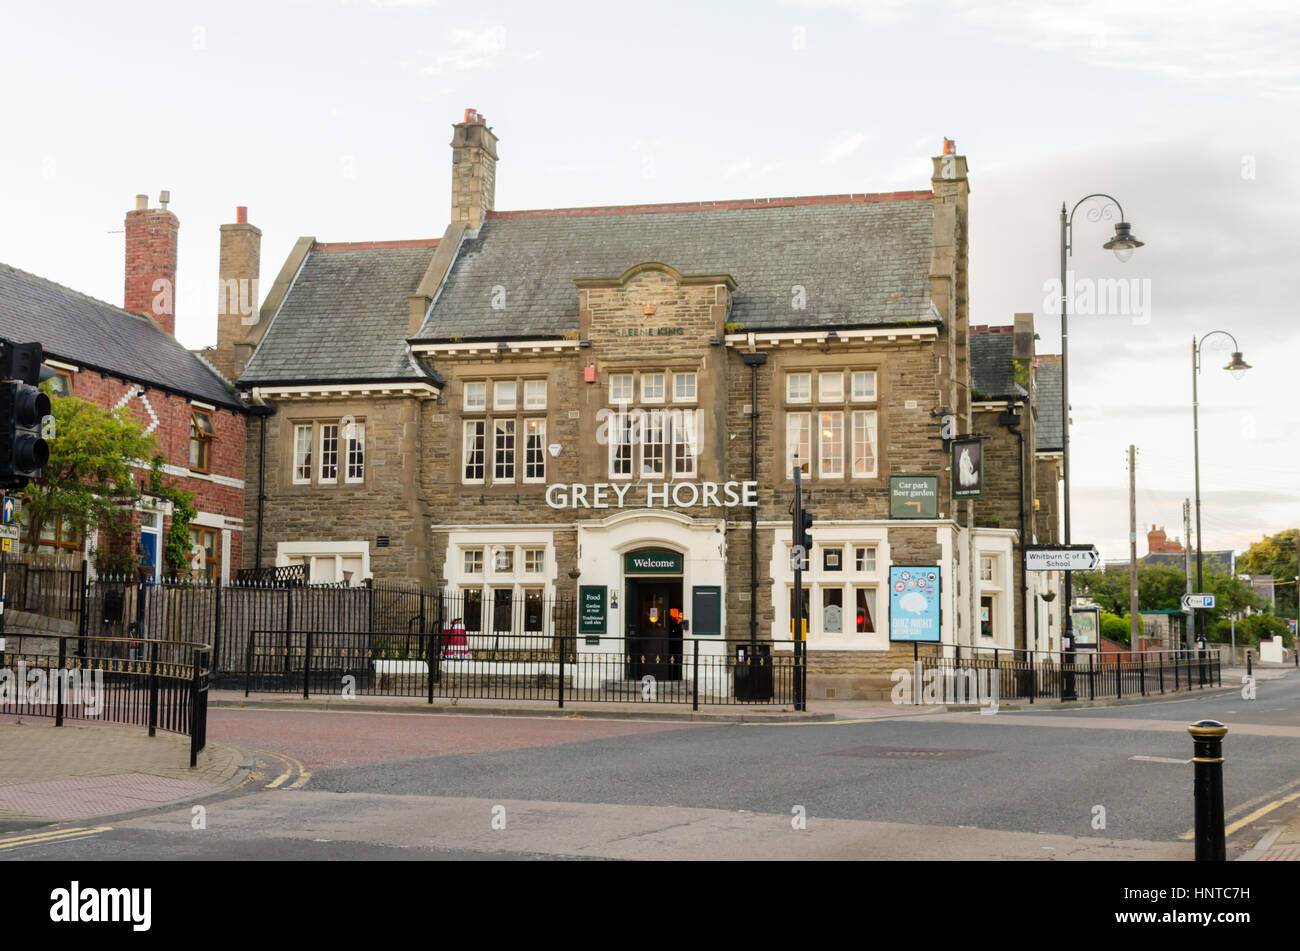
top-left (415, 194), bottom-right (937, 341)
top-left (240, 244), bottom-right (439, 385)
top-left (0, 261), bottom-right (242, 409)
top-left (1035, 358), bottom-right (1063, 452)
top-left (969, 330), bottom-right (1027, 401)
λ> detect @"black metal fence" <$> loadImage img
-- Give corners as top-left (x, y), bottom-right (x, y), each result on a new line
top-left (241, 630), bottom-right (801, 708)
top-left (2, 557), bottom-right (82, 622)
top-left (0, 634), bottom-right (211, 766)
top-left (917, 647), bottom-right (1222, 704)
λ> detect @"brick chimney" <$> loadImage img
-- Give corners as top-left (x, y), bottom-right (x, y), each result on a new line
top-left (450, 108), bottom-right (499, 231)
top-left (214, 205), bottom-right (262, 381)
top-left (124, 191), bottom-right (179, 335)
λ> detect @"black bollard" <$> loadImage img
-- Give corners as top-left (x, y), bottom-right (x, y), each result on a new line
top-left (1188, 720), bottom-right (1228, 862)
top-left (1246, 650), bottom-right (1252, 677)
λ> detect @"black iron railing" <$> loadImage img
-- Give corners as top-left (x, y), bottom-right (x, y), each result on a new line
top-left (240, 630), bottom-right (802, 708)
top-left (0, 634), bottom-right (211, 765)
top-left (917, 646), bottom-right (1221, 704)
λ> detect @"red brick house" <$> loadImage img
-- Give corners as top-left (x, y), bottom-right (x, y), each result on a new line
top-left (0, 193), bottom-right (248, 580)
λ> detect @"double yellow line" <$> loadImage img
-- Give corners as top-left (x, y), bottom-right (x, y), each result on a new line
top-left (262, 751), bottom-right (312, 790)
top-left (0, 826), bottom-right (111, 851)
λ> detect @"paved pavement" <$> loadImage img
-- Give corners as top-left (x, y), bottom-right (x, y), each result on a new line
top-left (0, 715), bottom-right (246, 829)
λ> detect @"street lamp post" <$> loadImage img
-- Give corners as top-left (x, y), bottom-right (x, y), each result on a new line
top-left (1058, 195), bottom-right (1143, 701)
top-left (1191, 332), bottom-right (1251, 649)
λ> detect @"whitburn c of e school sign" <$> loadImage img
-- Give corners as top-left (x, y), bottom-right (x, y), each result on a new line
top-left (545, 481), bottom-right (758, 509)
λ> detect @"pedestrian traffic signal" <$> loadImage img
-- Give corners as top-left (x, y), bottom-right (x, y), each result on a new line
top-left (0, 380), bottom-right (50, 488)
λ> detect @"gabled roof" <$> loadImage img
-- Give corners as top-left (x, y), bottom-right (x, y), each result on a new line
top-left (1034, 356), bottom-right (1063, 451)
top-left (969, 327), bottom-right (1027, 401)
top-left (0, 261), bottom-right (242, 409)
top-left (239, 241), bottom-right (439, 385)
top-left (414, 192), bottom-right (937, 341)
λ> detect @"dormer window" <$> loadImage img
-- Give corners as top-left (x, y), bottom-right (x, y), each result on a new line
top-left (190, 410), bottom-right (216, 473)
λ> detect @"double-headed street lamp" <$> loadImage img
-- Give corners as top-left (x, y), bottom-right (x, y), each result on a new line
top-left (1191, 332), bottom-right (1251, 649)
top-left (1058, 195), bottom-right (1144, 701)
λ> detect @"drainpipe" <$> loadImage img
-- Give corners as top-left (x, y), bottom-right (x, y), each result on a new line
top-left (741, 351), bottom-right (768, 648)
top-left (246, 393), bottom-right (275, 573)
top-left (998, 401), bottom-right (1028, 651)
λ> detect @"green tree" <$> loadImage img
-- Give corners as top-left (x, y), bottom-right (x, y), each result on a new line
top-left (20, 390), bottom-right (157, 558)
top-left (1204, 571), bottom-right (1263, 625)
top-left (1237, 529), bottom-right (1298, 620)
top-left (1073, 568), bottom-right (1128, 614)
top-left (1100, 611), bottom-right (1142, 646)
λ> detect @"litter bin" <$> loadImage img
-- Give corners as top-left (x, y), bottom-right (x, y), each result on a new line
top-left (733, 642), bottom-right (774, 702)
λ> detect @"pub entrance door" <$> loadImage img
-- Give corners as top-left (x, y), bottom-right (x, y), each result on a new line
top-left (625, 579), bottom-right (684, 682)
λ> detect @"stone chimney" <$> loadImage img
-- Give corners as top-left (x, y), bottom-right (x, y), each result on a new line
top-left (124, 191), bottom-right (179, 335)
top-left (931, 140), bottom-right (970, 426)
top-left (450, 108), bottom-right (499, 231)
top-left (214, 205), bottom-right (262, 381)
top-left (1013, 312), bottom-right (1035, 361)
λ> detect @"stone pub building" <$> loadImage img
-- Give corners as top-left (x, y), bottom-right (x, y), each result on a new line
top-left (224, 111), bottom-right (1061, 697)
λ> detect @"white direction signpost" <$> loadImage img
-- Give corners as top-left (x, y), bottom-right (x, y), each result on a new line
top-left (1181, 593), bottom-right (1215, 610)
top-left (1024, 544), bottom-right (1100, 572)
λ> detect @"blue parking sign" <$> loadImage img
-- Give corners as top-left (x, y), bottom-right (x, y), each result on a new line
top-left (2, 497), bottom-right (15, 525)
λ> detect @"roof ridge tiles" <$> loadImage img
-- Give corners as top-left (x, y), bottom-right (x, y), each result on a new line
top-left (312, 238), bottom-right (441, 252)
top-left (486, 190), bottom-right (934, 220)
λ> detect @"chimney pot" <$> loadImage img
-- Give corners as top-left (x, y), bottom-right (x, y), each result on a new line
top-left (236, 206), bottom-right (248, 224)
top-left (159, 190), bottom-right (170, 210)
top-left (135, 194), bottom-right (149, 211)
top-left (943, 138), bottom-right (956, 155)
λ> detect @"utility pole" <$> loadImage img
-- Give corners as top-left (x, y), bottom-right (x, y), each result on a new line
top-left (1183, 499), bottom-right (1194, 650)
top-left (1128, 445), bottom-right (1139, 652)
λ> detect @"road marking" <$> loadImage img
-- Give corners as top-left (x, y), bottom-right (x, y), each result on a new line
top-left (265, 772), bottom-right (290, 789)
top-left (1178, 778), bottom-right (1300, 840)
top-left (1223, 790), bottom-right (1300, 838)
top-left (0, 826), bottom-right (111, 851)
top-left (288, 772), bottom-right (313, 789)
top-left (1130, 755), bottom-right (1190, 764)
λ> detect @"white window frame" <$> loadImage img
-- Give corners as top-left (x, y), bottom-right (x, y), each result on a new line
top-left (855, 545), bottom-right (877, 573)
top-left (609, 374), bottom-right (634, 404)
top-left (494, 380), bottom-right (517, 411)
top-left (524, 418), bottom-right (546, 483)
top-left (819, 371), bottom-right (844, 403)
top-left (786, 412), bottom-right (810, 478)
top-left (818, 411), bottom-right (844, 479)
top-left (523, 548), bottom-right (545, 575)
top-left (524, 379), bottom-right (547, 410)
top-left (463, 420), bottom-right (486, 484)
top-left (464, 381), bottom-right (487, 411)
top-left (851, 410), bottom-right (878, 479)
top-left (851, 371), bottom-right (877, 402)
top-left (641, 373), bottom-right (666, 404)
top-left (671, 409), bottom-right (697, 478)
top-left (609, 410), bottom-right (635, 479)
top-left (787, 372), bottom-right (811, 403)
top-left (318, 423), bottom-right (339, 485)
top-left (292, 424), bottom-right (313, 484)
top-left (494, 418), bottom-right (516, 483)
top-left (853, 586), bottom-right (879, 634)
top-left (464, 548), bottom-right (484, 575)
top-left (640, 409), bottom-right (666, 478)
top-left (344, 421), bottom-right (365, 484)
top-left (673, 372), bottom-right (697, 403)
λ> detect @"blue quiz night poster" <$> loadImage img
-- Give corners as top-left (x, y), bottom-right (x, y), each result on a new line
top-left (888, 566), bottom-right (941, 642)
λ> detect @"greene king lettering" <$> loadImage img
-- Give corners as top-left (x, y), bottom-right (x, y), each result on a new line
top-left (546, 480), bottom-right (758, 509)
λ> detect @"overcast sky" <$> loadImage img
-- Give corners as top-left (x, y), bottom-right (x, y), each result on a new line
top-left (2, 0), bottom-right (1296, 563)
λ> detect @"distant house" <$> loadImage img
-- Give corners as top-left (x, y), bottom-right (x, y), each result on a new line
top-left (0, 193), bottom-right (248, 580)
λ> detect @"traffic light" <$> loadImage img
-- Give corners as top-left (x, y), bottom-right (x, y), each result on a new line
top-left (0, 380), bottom-right (50, 488)
top-left (799, 509), bottom-right (814, 554)
top-left (0, 340), bottom-right (51, 490)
